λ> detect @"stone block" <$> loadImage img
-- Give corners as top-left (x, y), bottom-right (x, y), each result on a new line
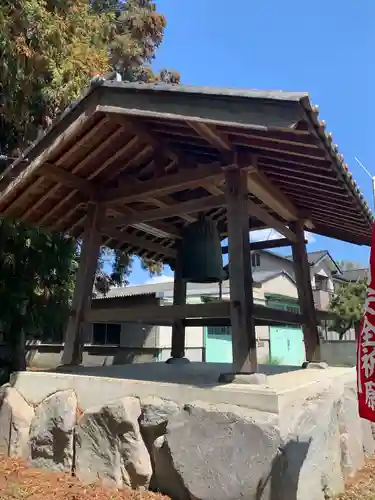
top-left (75, 396), bottom-right (152, 490)
top-left (139, 396), bottom-right (181, 492)
top-left (337, 384), bottom-right (365, 478)
top-left (277, 389), bottom-right (345, 500)
top-left (153, 400), bottom-right (281, 500)
top-left (0, 386), bottom-right (34, 459)
top-left (30, 389), bottom-right (77, 472)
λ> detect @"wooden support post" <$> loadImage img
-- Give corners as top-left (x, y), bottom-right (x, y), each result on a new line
top-left (290, 220), bottom-right (320, 362)
top-left (61, 203), bottom-right (102, 365)
top-left (167, 246), bottom-right (188, 363)
top-left (224, 167), bottom-right (257, 374)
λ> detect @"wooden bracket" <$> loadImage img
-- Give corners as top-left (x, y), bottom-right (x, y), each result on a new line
top-left (38, 163), bottom-right (98, 200)
top-left (247, 164), bottom-right (299, 222)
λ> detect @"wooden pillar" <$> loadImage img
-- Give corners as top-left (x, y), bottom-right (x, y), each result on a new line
top-left (290, 220), bottom-right (320, 362)
top-left (61, 203), bottom-right (102, 365)
top-left (225, 167), bottom-right (257, 373)
top-left (169, 246), bottom-right (187, 360)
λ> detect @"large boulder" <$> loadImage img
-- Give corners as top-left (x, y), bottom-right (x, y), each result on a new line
top-left (276, 387), bottom-right (346, 500)
top-left (0, 386), bottom-right (34, 459)
top-left (336, 382), bottom-right (375, 477)
top-left (153, 401), bottom-right (281, 500)
top-left (337, 384), bottom-right (365, 478)
top-left (75, 396), bottom-right (152, 490)
top-left (29, 389), bottom-right (77, 472)
top-left (139, 396), bottom-right (180, 491)
top-left (139, 396), bottom-right (180, 444)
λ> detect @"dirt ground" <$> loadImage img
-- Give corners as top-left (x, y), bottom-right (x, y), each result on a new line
top-left (336, 457), bottom-right (375, 499)
top-left (2, 454), bottom-right (375, 500)
top-left (0, 456), bottom-right (170, 500)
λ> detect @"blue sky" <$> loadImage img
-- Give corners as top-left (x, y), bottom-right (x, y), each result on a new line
top-left (126, 0), bottom-right (375, 285)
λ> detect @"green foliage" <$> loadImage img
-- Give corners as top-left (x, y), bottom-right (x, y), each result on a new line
top-left (0, 0), bottom-right (176, 369)
top-left (267, 356), bottom-right (282, 365)
top-left (329, 280), bottom-right (367, 337)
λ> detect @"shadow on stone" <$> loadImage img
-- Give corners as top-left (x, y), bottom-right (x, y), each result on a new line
top-left (256, 437), bottom-right (312, 500)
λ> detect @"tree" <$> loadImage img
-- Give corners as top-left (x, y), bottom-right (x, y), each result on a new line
top-left (0, 0), bottom-right (178, 370)
top-left (329, 280), bottom-right (367, 338)
top-left (336, 260), bottom-right (363, 272)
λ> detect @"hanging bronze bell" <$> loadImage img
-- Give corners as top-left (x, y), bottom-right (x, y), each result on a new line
top-left (180, 215), bottom-right (224, 283)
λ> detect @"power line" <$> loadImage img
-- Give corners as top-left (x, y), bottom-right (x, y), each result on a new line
top-left (354, 157), bottom-right (375, 211)
top-left (355, 157), bottom-right (373, 179)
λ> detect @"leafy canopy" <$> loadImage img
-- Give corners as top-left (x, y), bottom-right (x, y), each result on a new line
top-left (329, 280), bottom-right (367, 336)
top-left (0, 0), bottom-right (177, 366)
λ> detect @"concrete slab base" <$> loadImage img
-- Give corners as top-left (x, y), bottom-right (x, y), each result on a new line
top-left (12, 362), bottom-right (355, 415)
top-left (217, 372), bottom-right (267, 385)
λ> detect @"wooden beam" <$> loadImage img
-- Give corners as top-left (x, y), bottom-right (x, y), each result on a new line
top-left (225, 167), bottom-right (257, 373)
top-left (170, 245), bottom-right (187, 359)
top-left (186, 121), bottom-right (232, 151)
top-left (246, 164), bottom-right (299, 221)
top-left (247, 199), bottom-right (297, 242)
top-left (98, 89), bottom-right (304, 131)
top-left (109, 205), bottom-right (181, 239)
top-left (38, 163), bottom-right (97, 199)
top-left (61, 203), bottom-right (102, 365)
top-left (86, 300), bottom-right (312, 327)
top-left (290, 220), bottom-right (320, 362)
top-left (115, 174), bottom-right (195, 224)
top-left (98, 224), bottom-right (177, 259)
top-left (101, 162), bottom-right (226, 204)
top-left (221, 237), bottom-right (298, 254)
top-left (86, 301), bottom-right (232, 324)
top-left (108, 194), bottom-right (226, 227)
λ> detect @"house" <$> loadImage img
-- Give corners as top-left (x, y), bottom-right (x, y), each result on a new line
top-left (26, 267), bottom-right (303, 369)
top-left (87, 268), bottom-right (303, 366)
top-left (26, 249), bottom-right (366, 369)
top-left (226, 248), bottom-right (342, 311)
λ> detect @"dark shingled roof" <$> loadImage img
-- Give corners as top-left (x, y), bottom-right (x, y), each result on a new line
top-left (341, 268), bottom-right (370, 282)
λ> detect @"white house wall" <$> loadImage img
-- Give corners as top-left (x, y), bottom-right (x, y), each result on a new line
top-left (260, 274), bottom-right (298, 299)
top-left (253, 252), bottom-right (295, 278)
top-left (311, 259), bottom-right (335, 292)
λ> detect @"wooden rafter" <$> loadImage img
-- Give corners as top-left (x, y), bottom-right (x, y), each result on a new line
top-left (116, 174), bottom-right (195, 224)
top-left (101, 162), bottom-right (227, 204)
top-left (109, 205), bottom-right (181, 239)
top-left (186, 121), bottom-right (232, 151)
top-left (38, 163), bottom-right (97, 199)
top-left (246, 162), bottom-right (299, 221)
top-left (110, 113), bottom-right (182, 164)
top-left (107, 194), bottom-right (226, 227)
top-left (33, 125), bottom-right (128, 225)
top-left (247, 199), bottom-right (297, 242)
top-left (0, 100), bottom-right (99, 214)
top-left (98, 225), bottom-right (177, 258)
top-left (41, 135), bottom-right (149, 229)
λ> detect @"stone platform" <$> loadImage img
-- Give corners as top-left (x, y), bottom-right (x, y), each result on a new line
top-left (11, 362), bottom-right (354, 416)
top-left (0, 362), bottom-right (371, 500)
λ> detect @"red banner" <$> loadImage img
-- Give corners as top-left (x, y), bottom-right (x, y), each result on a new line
top-left (357, 222), bottom-right (375, 421)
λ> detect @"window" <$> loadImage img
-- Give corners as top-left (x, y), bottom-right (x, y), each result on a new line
top-left (251, 253), bottom-right (261, 268)
top-left (315, 275), bottom-right (329, 292)
top-left (92, 323), bottom-right (121, 345)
